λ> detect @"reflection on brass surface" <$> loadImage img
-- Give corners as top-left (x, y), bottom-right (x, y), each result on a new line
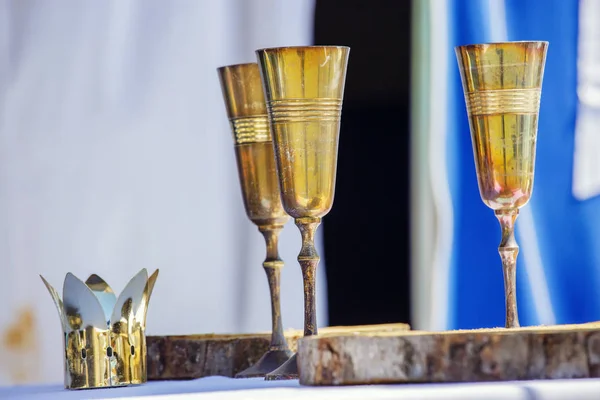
top-left (41, 269), bottom-right (158, 389)
top-left (466, 88), bottom-right (541, 116)
top-left (231, 116), bottom-right (270, 144)
top-left (218, 63), bottom-right (293, 378)
top-left (268, 99), bottom-right (342, 123)
top-left (234, 142), bottom-right (288, 225)
top-left (456, 41), bottom-right (548, 329)
top-left (257, 45), bottom-right (350, 380)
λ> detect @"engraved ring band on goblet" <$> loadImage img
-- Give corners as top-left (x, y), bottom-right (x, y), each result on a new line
top-left (217, 63), bottom-right (293, 378)
top-left (456, 41), bottom-right (548, 328)
top-left (256, 45), bottom-right (350, 380)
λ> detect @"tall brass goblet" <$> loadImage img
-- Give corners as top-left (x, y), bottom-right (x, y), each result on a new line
top-left (456, 41), bottom-right (548, 328)
top-left (217, 63), bottom-right (293, 377)
top-left (256, 46), bottom-right (350, 379)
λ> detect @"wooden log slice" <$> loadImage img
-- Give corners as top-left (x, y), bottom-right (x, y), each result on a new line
top-left (147, 323), bottom-right (409, 380)
top-left (298, 322), bottom-right (600, 386)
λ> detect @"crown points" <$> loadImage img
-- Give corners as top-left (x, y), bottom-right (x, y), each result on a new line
top-left (85, 274), bottom-right (116, 325)
top-left (110, 268), bottom-right (148, 327)
top-left (63, 272), bottom-right (107, 330)
top-left (40, 275), bottom-right (66, 331)
top-left (139, 269), bottom-right (159, 324)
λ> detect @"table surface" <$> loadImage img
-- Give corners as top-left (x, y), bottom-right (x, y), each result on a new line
top-left (2, 377), bottom-right (600, 400)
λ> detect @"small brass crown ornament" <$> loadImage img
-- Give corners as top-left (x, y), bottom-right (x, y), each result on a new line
top-left (41, 269), bottom-right (159, 390)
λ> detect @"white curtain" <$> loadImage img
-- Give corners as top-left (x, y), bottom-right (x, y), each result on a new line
top-left (573, 0), bottom-right (600, 201)
top-left (0, 0), bottom-right (326, 385)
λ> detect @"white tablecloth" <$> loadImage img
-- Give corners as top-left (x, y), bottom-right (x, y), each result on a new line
top-left (2, 377), bottom-right (600, 400)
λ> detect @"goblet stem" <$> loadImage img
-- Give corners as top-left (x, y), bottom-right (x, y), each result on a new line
top-left (296, 217), bottom-right (321, 337)
top-left (495, 208), bottom-right (520, 328)
top-left (259, 224), bottom-right (289, 350)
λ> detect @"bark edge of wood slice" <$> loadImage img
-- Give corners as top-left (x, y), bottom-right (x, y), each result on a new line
top-left (298, 322), bottom-right (600, 386)
top-left (147, 323), bottom-right (410, 380)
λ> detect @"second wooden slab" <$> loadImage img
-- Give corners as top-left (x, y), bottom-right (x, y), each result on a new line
top-left (298, 323), bottom-right (600, 386)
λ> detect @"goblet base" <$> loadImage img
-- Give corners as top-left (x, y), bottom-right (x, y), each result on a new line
top-left (235, 348), bottom-right (293, 378)
top-left (264, 353), bottom-right (298, 380)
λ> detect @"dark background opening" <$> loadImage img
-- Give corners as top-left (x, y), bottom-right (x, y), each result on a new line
top-left (314, 0), bottom-right (413, 327)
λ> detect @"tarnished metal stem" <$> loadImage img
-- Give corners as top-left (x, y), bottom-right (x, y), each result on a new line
top-left (259, 224), bottom-right (289, 350)
top-left (495, 208), bottom-right (520, 328)
top-left (296, 217), bottom-right (321, 337)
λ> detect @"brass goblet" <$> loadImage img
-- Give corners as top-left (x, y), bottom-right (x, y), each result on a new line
top-left (217, 63), bottom-right (293, 377)
top-left (455, 41), bottom-right (548, 328)
top-left (256, 45), bottom-right (350, 379)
